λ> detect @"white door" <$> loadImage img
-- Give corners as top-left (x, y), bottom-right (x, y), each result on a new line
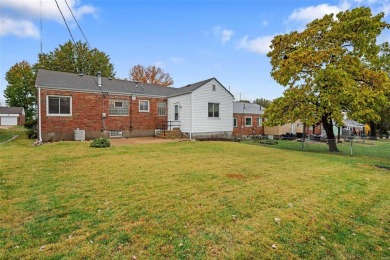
top-left (1, 117), bottom-right (18, 126)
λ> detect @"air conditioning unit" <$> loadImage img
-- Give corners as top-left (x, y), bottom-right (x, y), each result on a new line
top-left (74, 128), bottom-right (85, 141)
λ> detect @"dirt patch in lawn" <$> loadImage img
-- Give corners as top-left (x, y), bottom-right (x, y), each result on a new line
top-left (109, 137), bottom-right (179, 146)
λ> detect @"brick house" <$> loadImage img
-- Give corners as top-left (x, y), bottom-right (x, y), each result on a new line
top-left (36, 69), bottom-right (233, 141)
top-left (233, 102), bottom-right (264, 137)
top-left (0, 107), bottom-right (25, 126)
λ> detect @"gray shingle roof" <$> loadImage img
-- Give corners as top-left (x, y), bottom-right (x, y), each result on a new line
top-left (35, 69), bottom-right (176, 97)
top-left (0, 107), bottom-right (24, 114)
top-left (35, 70), bottom-right (230, 98)
top-left (233, 102), bottom-right (263, 114)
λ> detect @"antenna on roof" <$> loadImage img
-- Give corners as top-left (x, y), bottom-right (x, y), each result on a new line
top-left (40, 0), bottom-right (43, 53)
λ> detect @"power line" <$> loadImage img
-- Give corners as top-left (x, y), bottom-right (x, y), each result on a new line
top-left (63, 0), bottom-right (92, 50)
top-left (54, 0), bottom-right (76, 45)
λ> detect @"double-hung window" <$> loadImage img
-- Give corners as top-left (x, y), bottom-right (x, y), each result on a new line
top-left (109, 100), bottom-right (128, 116)
top-left (208, 103), bottom-right (219, 118)
top-left (245, 117), bottom-right (252, 127)
top-left (47, 96), bottom-right (72, 116)
top-left (139, 100), bottom-right (149, 112)
top-left (233, 117), bottom-right (237, 127)
top-left (258, 117), bottom-right (263, 127)
top-left (157, 102), bottom-right (166, 116)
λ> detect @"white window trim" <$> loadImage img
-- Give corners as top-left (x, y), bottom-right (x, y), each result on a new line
top-left (208, 102), bottom-right (220, 118)
top-left (245, 116), bottom-right (252, 127)
top-left (157, 102), bottom-right (167, 116)
top-left (258, 117), bottom-right (263, 127)
top-left (139, 100), bottom-right (150, 112)
top-left (110, 130), bottom-right (123, 138)
top-left (46, 95), bottom-right (72, 116)
top-left (233, 117), bottom-right (238, 127)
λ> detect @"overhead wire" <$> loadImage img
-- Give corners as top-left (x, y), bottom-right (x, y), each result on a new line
top-left (54, 0), bottom-right (76, 45)
top-left (63, 0), bottom-right (92, 50)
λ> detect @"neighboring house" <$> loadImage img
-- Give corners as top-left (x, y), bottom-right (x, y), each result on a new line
top-left (264, 121), bottom-right (303, 137)
top-left (35, 69), bottom-right (234, 141)
top-left (0, 107), bottom-right (25, 126)
top-left (232, 102), bottom-right (264, 137)
top-left (320, 119), bottom-right (365, 138)
top-left (168, 78), bottom-right (234, 139)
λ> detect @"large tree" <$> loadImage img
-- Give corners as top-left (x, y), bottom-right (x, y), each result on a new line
top-left (4, 61), bottom-right (36, 121)
top-left (254, 98), bottom-right (272, 109)
top-left (265, 7), bottom-right (390, 152)
top-left (129, 65), bottom-right (174, 87)
top-left (35, 40), bottom-right (115, 77)
top-left (366, 42), bottom-right (390, 137)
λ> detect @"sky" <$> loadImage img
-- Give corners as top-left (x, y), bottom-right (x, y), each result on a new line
top-left (0, 0), bottom-right (389, 106)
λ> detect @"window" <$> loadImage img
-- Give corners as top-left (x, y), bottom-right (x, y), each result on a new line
top-left (110, 130), bottom-right (122, 137)
top-left (258, 117), bottom-right (263, 127)
top-left (174, 104), bottom-right (179, 121)
top-left (212, 85), bottom-right (216, 91)
top-left (109, 100), bottom-right (128, 115)
top-left (208, 103), bottom-right (219, 118)
top-left (139, 100), bottom-right (149, 112)
top-left (233, 117), bottom-right (237, 127)
top-left (245, 117), bottom-right (252, 127)
top-left (157, 102), bottom-right (166, 116)
top-left (47, 96), bottom-right (71, 116)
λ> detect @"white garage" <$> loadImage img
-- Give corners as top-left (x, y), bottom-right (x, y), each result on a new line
top-left (0, 107), bottom-right (25, 126)
top-left (1, 116), bottom-right (18, 126)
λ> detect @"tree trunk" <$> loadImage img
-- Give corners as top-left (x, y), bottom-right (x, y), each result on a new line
top-left (369, 121), bottom-right (377, 140)
top-left (321, 115), bottom-right (339, 152)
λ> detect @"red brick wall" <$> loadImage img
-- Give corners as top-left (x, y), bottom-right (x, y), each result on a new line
top-left (233, 114), bottom-right (264, 136)
top-left (18, 114), bottom-right (25, 126)
top-left (39, 89), bottom-right (167, 140)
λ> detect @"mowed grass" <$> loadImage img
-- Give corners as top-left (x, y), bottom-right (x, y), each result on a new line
top-left (0, 134), bottom-right (389, 258)
top-left (245, 139), bottom-right (390, 160)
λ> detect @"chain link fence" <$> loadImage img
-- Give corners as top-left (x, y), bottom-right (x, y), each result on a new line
top-left (246, 136), bottom-right (390, 160)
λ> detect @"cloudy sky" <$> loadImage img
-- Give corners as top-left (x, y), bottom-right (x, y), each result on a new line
top-left (0, 0), bottom-right (389, 105)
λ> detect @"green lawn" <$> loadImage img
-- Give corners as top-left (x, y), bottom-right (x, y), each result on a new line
top-left (0, 126), bottom-right (25, 143)
top-left (245, 138), bottom-right (390, 160)
top-left (1, 133), bottom-right (389, 258)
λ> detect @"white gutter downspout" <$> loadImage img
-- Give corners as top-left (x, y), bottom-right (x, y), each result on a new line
top-left (190, 92), bottom-right (192, 140)
top-left (38, 87), bottom-right (42, 142)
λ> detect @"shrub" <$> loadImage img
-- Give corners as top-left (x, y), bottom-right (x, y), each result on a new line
top-left (24, 119), bottom-right (37, 129)
top-left (90, 137), bottom-right (111, 148)
top-left (26, 127), bottom-right (38, 139)
top-left (24, 119), bottom-right (38, 139)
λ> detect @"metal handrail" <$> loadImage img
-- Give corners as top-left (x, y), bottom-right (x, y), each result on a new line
top-left (156, 121), bottom-right (181, 135)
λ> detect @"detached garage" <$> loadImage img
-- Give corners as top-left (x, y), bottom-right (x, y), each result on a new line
top-left (0, 107), bottom-right (25, 126)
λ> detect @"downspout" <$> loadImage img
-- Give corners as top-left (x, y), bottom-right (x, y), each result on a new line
top-left (38, 87), bottom-right (42, 142)
top-left (190, 92), bottom-right (192, 140)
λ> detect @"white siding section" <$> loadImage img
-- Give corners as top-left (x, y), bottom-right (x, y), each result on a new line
top-left (191, 79), bottom-right (233, 133)
top-left (168, 93), bottom-right (191, 132)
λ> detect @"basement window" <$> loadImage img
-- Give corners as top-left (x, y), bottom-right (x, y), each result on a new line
top-left (109, 100), bottom-right (128, 116)
top-left (110, 130), bottom-right (122, 137)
